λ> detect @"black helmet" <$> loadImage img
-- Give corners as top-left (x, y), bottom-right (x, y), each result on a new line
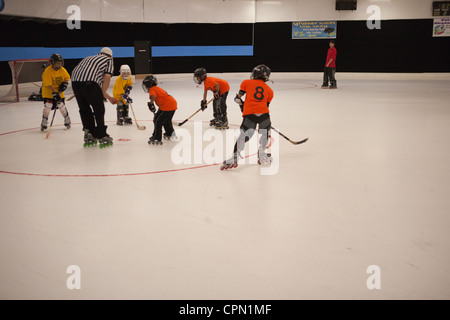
top-left (251, 64), bottom-right (271, 82)
top-left (142, 75), bottom-right (158, 93)
top-left (50, 53), bottom-right (64, 67)
top-left (193, 67), bottom-right (207, 84)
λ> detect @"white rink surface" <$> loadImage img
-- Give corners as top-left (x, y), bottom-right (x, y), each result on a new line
top-left (0, 72), bottom-right (449, 300)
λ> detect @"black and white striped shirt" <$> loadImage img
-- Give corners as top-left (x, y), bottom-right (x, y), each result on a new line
top-left (71, 54), bottom-right (114, 86)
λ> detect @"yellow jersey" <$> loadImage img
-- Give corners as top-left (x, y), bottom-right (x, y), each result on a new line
top-left (113, 76), bottom-right (133, 103)
top-left (41, 66), bottom-right (70, 99)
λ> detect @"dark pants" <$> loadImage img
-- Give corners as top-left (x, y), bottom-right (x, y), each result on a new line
top-left (234, 113), bottom-right (271, 156)
top-left (323, 67), bottom-right (337, 87)
top-left (152, 109), bottom-right (175, 141)
top-left (72, 81), bottom-right (107, 138)
top-left (213, 91), bottom-right (228, 121)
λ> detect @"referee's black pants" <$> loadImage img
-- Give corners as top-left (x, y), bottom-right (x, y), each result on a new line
top-left (72, 81), bottom-right (108, 138)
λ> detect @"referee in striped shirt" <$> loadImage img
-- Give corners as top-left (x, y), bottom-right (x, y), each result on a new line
top-left (71, 47), bottom-right (118, 143)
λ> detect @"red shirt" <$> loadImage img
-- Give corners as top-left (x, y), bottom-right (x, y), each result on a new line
top-left (325, 47), bottom-right (337, 68)
top-left (149, 86), bottom-right (177, 111)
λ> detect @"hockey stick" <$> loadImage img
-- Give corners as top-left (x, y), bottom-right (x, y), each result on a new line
top-left (270, 126), bottom-right (308, 145)
top-left (66, 94), bottom-right (76, 101)
top-left (45, 107), bottom-right (58, 139)
top-left (129, 103), bottom-right (146, 130)
top-left (177, 98), bottom-right (214, 126)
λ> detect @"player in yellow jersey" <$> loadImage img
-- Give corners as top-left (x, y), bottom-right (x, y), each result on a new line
top-left (113, 65), bottom-right (133, 125)
top-left (40, 54), bottom-right (71, 131)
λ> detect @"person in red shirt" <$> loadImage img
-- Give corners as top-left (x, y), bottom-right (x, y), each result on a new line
top-left (221, 65), bottom-right (274, 170)
top-left (193, 68), bottom-right (230, 129)
top-left (322, 40), bottom-right (337, 89)
top-left (142, 75), bottom-right (177, 145)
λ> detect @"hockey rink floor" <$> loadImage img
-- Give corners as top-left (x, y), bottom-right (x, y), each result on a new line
top-left (0, 72), bottom-right (449, 299)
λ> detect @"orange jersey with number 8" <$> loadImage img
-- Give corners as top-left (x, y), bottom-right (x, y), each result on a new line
top-left (240, 79), bottom-right (274, 116)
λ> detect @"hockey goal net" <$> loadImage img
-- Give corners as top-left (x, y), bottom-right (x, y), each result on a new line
top-left (0, 59), bottom-right (50, 102)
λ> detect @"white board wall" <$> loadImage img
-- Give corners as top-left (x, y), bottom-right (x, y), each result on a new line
top-left (0, 0), bottom-right (437, 23)
top-left (256, 0), bottom-right (435, 22)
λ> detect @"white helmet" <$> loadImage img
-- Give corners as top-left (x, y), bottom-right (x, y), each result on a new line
top-left (100, 47), bottom-right (113, 57)
top-left (120, 65), bottom-right (131, 80)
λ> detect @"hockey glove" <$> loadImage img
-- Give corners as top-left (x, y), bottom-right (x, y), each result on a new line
top-left (234, 94), bottom-right (243, 106)
top-left (52, 92), bottom-right (62, 102)
top-left (122, 86), bottom-right (133, 102)
top-left (148, 102), bottom-right (156, 113)
top-left (213, 90), bottom-right (220, 100)
top-left (58, 82), bottom-right (68, 93)
top-left (200, 100), bottom-right (208, 111)
top-left (126, 97), bottom-right (133, 104)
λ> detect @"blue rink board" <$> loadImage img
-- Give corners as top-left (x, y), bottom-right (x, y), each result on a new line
top-left (0, 46), bottom-right (254, 61)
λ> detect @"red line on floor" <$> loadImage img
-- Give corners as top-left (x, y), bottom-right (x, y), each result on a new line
top-left (0, 121), bottom-right (275, 177)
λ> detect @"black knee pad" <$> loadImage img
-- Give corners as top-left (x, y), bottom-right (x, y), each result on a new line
top-left (255, 114), bottom-right (271, 146)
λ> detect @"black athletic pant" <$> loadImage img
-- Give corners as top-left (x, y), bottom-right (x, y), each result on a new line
top-left (213, 91), bottom-right (228, 120)
top-left (72, 81), bottom-right (107, 138)
top-left (152, 109), bottom-right (175, 141)
top-left (323, 67), bottom-right (336, 87)
top-left (234, 113), bottom-right (271, 156)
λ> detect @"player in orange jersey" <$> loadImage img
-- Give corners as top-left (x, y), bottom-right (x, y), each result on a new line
top-left (193, 68), bottom-right (230, 129)
top-left (221, 65), bottom-right (274, 170)
top-left (142, 75), bottom-right (177, 145)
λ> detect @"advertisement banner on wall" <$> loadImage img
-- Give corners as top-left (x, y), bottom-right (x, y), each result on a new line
top-left (433, 18), bottom-right (450, 37)
top-left (292, 21), bottom-right (337, 39)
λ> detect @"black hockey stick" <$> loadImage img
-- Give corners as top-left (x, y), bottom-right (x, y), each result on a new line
top-left (271, 126), bottom-right (308, 145)
top-left (178, 98), bottom-right (214, 126)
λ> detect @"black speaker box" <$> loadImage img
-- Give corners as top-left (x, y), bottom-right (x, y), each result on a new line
top-left (336, 1), bottom-right (357, 11)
